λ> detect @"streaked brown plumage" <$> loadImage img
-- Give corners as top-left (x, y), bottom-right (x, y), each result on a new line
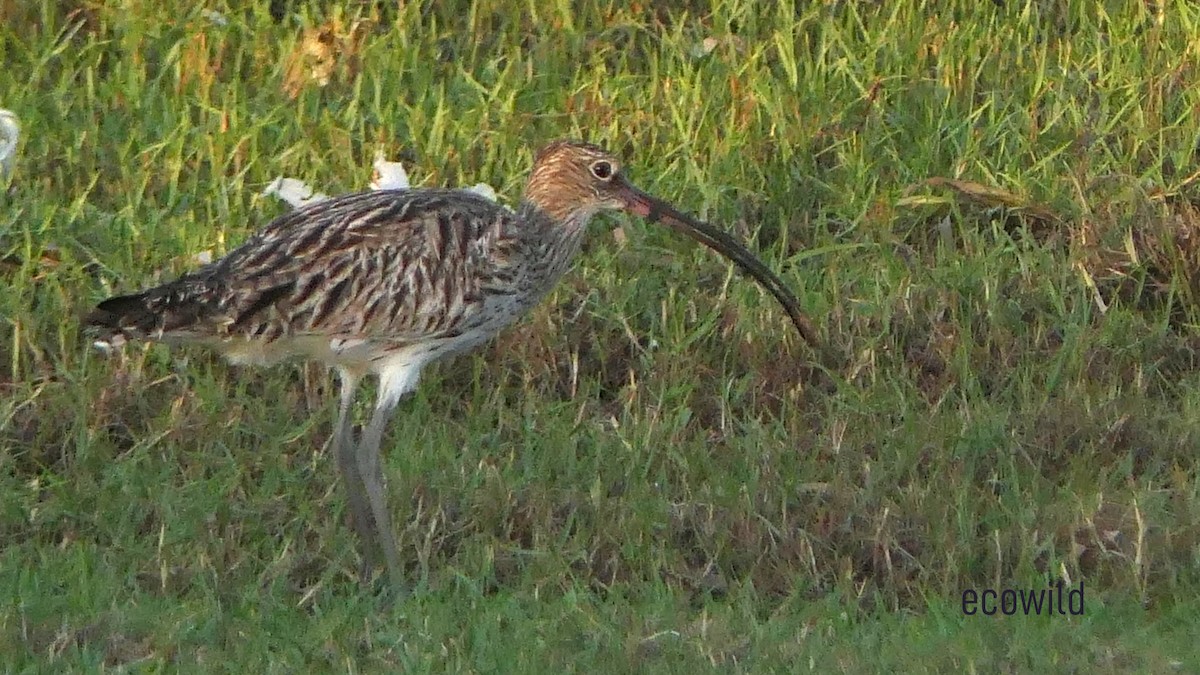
top-left (85, 140), bottom-right (820, 591)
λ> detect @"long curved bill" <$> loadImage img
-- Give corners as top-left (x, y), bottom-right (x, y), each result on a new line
top-left (616, 177), bottom-right (821, 350)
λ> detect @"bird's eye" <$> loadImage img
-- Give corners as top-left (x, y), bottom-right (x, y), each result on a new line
top-left (590, 160), bottom-right (614, 180)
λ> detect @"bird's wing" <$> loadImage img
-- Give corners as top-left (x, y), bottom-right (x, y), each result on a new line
top-left (89, 189), bottom-right (523, 345)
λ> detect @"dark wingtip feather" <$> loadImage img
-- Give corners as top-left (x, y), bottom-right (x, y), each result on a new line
top-left (83, 292), bottom-right (155, 351)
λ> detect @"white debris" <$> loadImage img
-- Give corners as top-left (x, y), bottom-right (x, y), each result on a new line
top-left (260, 176), bottom-right (328, 207)
top-left (262, 148), bottom-right (506, 209)
top-left (201, 9), bottom-right (228, 26)
top-left (368, 151), bottom-right (499, 203)
top-left (370, 150), bottom-right (410, 190)
top-left (464, 182), bottom-right (498, 202)
top-left (92, 335), bottom-right (126, 353)
top-left (0, 109), bottom-right (19, 183)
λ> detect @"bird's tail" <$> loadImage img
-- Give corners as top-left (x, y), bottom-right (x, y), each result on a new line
top-left (84, 291), bottom-right (166, 352)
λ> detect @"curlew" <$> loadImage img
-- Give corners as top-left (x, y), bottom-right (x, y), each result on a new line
top-left (85, 140), bottom-right (820, 591)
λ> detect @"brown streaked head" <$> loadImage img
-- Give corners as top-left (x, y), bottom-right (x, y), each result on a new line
top-left (522, 140), bottom-right (629, 228)
top-left (523, 140), bottom-right (821, 350)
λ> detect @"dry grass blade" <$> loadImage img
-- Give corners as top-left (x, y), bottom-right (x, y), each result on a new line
top-left (900, 177), bottom-right (1061, 224)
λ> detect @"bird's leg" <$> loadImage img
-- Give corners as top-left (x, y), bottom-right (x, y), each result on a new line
top-left (357, 393), bottom-right (404, 592)
top-left (331, 369), bottom-right (379, 582)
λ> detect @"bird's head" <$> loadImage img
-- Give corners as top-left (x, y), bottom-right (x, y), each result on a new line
top-left (522, 140), bottom-right (635, 228)
top-left (521, 139), bottom-right (821, 349)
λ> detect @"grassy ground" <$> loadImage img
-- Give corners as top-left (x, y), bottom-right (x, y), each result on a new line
top-left (3, 0), bottom-right (1200, 670)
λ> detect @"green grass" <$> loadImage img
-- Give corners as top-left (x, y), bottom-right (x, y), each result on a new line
top-left (3, 0), bottom-right (1200, 670)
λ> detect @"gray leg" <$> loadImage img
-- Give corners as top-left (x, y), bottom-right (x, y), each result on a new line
top-left (357, 396), bottom-right (404, 591)
top-left (331, 370), bottom-right (378, 581)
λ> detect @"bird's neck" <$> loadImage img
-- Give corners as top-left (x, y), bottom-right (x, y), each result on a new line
top-left (514, 200), bottom-right (591, 287)
top-left (516, 199), bottom-right (593, 234)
